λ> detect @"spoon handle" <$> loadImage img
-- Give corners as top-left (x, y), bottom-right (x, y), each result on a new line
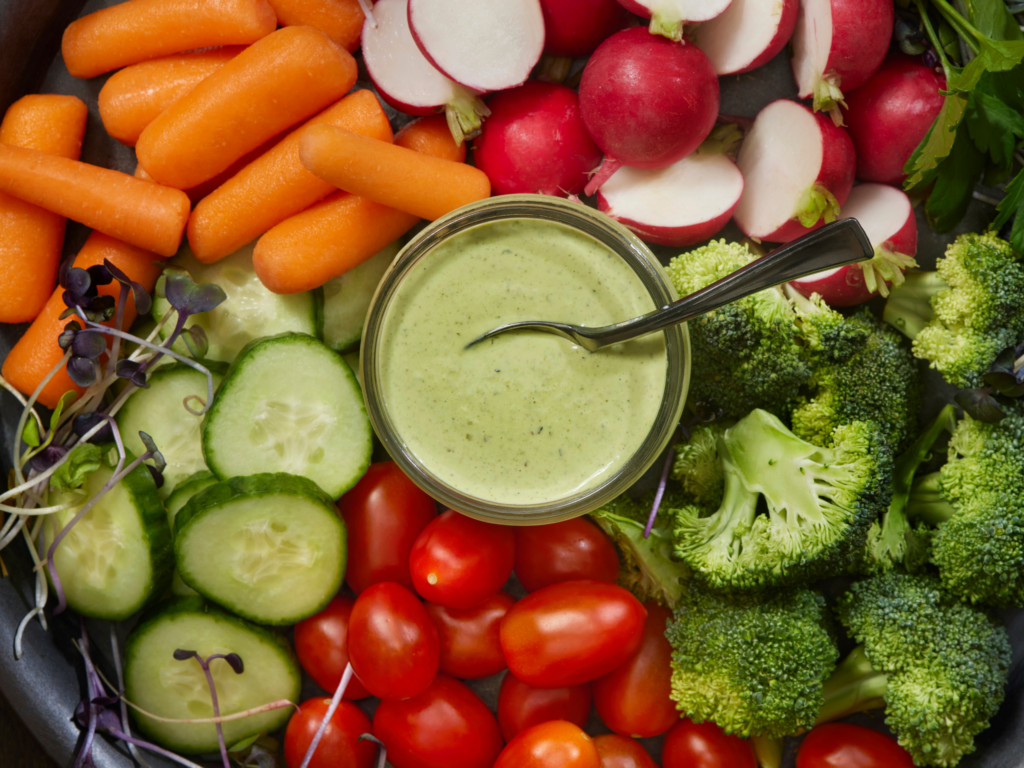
top-left (593, 219), bottom-right (873, 347)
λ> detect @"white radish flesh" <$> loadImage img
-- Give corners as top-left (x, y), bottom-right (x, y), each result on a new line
top-left (616, 0), bottom-right (733, 40)
top-left (693, 0), bottom-right (798, 75)
top-left (597, 153), bottom-right (744, 247)
top-left (408, 0), bottom-right (545, 93)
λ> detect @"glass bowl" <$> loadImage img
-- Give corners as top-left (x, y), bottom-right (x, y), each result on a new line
top-left (360, 194), bottom-right (690, 525)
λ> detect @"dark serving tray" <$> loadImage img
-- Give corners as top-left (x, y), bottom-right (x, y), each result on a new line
top-left (2, 1), bottom-right (1024, 765)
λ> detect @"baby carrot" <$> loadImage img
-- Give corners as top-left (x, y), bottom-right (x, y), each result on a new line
top-left (136, 26), bottom-right (357, 191)
top-left (267, 0), bottom-right (364, 52)
top-left (187, 89), bottom-right (393, 264)
top-left (252, 116), bottom-right (469, 294)
top-left (98, 47), bottom-right (244, 146)
top-left (61, 0), bottom-right (276, 79)
top-left (1, 232), bottom-right (163, 409)
top-left (0, 95), bottom-right (87, 324)
top-left (299, 124), bottom-right (491, 221)
top-left (0, 143), bottom-right (190, 257)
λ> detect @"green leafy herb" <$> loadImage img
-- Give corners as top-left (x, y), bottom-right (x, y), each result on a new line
top-left (50, 443), bottom-right (104, 494)
top-left (21, 419), bottom-right (40, 449)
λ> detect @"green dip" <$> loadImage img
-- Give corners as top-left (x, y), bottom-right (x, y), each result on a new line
top-left (379, 218), bottom-right (668, 506)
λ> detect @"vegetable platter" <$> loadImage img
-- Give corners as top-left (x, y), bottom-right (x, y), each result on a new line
top-left (2, 0), bottom-right (1024, 767)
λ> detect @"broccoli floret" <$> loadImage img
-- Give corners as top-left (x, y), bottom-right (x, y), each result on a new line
top-left (665, 241), bottom-right (811, 419)
top-left (672, 409), bottom-right (893, 590)
top-left (820, 571), bottom-right (1011, 767)
top-left (671, 421), bottom-right (730, 511)
top-left (883, 232), bottom-right (1024, 389)
top-left (590, 505), bottom-right (691, 608)
top-left (792, 305), bottom-right (922, 452)
top-left (666, 585), bottom-right (838, 739)
top-left (901, 403), bottom-right (1024, 607)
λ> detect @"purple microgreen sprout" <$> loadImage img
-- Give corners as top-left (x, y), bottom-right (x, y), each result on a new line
top-left (180, 325), bottom-right (209, 360)
top-left (57, 321), bottom-right (108, 388)
top-left (104, 258), bottom-right (153, 316)
top-left (59, 262), bottom-right (116, 323)
top-left (954, 387), bottom-right (1007, 423)
top-left (173, 649), bottom-right (245, 768)
top-left (359, 733), bottom-right (388, 768)
top-left (110, 625), bottom-right (153, 768)
top-left (644, 445), bottom-right (675, 539)
top-left (299, 663), bottom-right (355, 768)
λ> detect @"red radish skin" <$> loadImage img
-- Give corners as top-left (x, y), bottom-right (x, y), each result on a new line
top-left (362, 0), bottom-right (487, 144)
top-left (616, 0), bottom-right (732, 40)
top-left (540, 0), bottom-right (632, 57)
top-left (842, 55), bottom-right (946, 185)
top-left (791, 182), bottom-right (917, 305)
top-left (734, 99), bottom-right (855, 243)
top-left (693, 0), bottom-right (798, 75)
top-left (597, 151), bottom-right (743, 246)
top-left (579, 28), bottom-right (720, 195)
top-left (791, 0), bottom-right (894, 120)
top-left (408, 0), bottom-right (545, 94)
top-left (473, 82), bottom-right (602, 197)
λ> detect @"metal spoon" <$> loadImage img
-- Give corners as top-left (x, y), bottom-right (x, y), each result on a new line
top-left (465, 218), bottom-right (873, 352)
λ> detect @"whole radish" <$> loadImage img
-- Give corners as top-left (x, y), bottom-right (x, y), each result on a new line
top-left (842, 55), bottom-right (946, 185)
top-left (790, 0), bottom-right (894, 122)
top-left (473, 81), bottom-right (603, 197)
top-left (579, 27), bottom-right (720, 195)
top-left (790, 183), bottom-right (917, 305)
top-left (540, 0), bottom-right (632, 57)
top-left (733, 99), bottom-right (855, 243)
top-left (693, 0), bottom-right (798, 75)
top-left (616, 0), bottom-right (732, 41)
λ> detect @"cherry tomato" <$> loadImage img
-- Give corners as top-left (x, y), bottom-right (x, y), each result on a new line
top-left (283, 697), bottom-right (376, 768)
top-left (425, 590), bottom-right (514, 679)
top-left (409, 509), bottom-right (516, 609)
top-left (499, 580), bottom-right (647, 687)
top-left (514, 517), bottom-right (620, 592)
top-left (337, 461), bottom-right (437, 594)
top-left (347, 582), bottom-right (439, 700)
top-left (373, 674), bottom-right (505, 768)
top-left (796, 723), bottom-right (915, 768)
top-left (592, 602), bottom-right (678, 737)
top-left (662, 719), bottom-right (757, 768)
top-left (293, 595), bottom-right (371, 699)
top-left (593, 734), bottom-right (659, 768)
top-left (495, 720), bottom-right (600, 768)
top-left (497, 671), bottom-right (593, 742)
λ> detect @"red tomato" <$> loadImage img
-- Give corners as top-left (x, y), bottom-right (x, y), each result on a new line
top-left (283, 697), bottom-right (376, 768)
top-left (495, 720), bottom-right (600, 768)
top-left (409, 509), bottom-right (516, 609)
top-left (425, 591), bottom-right (513, 679)
top-left (337, 462), bottom-right (437, 594)
top-left (593, 734), bottom-right (659, 768)
top-left (373, 674), bottom-right (505, 768)
top-left (796, 723), bottom-right (915, 768)
top-left (662, 719), bottom-right (757, 768)
top-left (497, 671), bottom-right (593, 742)
top-left (514, 517), bottom-right (620, 592)
top-left (347, 582), bottom-right (439, 700)
top-left (499, 580), bottom-right (647, 687)
top-left (293, 595), bottom-right (370, 699)
top-left (592, 602), bottom-right (678, 737)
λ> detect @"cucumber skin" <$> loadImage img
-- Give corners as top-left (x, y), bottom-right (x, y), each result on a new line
top-left (173, 473), bottom-right (346, 625)
top-left (200, 332), bottom-right (372, 499)
top-left (124, 595), bottom-right (301, 754)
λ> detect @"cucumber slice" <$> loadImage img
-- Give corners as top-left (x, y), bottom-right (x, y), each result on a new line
top-left (125, 596), bottom-right (301, 754)
top-left (166, 470), bottom-right (219, 596)
top-left (202, 333), bottom-right (371, 498)
top-left (43, 455), bottom-right (172, 620)
top-left (151, 242), bottom-right (319, 363)
top-left (321, 240), bottom-right (402, 352)
top-left (116, 366), bottom-right (224, 498)
top-left (174, 474), bottom-right (346, 625)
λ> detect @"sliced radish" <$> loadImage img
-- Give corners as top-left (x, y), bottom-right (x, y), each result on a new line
top-left (362, 0), bottom-right (488, 143)
top-left (733, 99), bottom-right (855, 243)
top-left (692, 0), bottom-right (798, 75)
top-left (617, 0), bottom-right (732, 41)
top-left (790, 183), bottom-right (917, 305)
top-left (597, 145), bottom-right (743, 247)
top-left (790, 0), bottom-right (893, 122)
top-left (408, 0), bottom-right (545, 93)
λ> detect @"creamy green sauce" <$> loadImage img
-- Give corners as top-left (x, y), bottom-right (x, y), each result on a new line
top-left (379, 219), bottom-right (667, 505)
